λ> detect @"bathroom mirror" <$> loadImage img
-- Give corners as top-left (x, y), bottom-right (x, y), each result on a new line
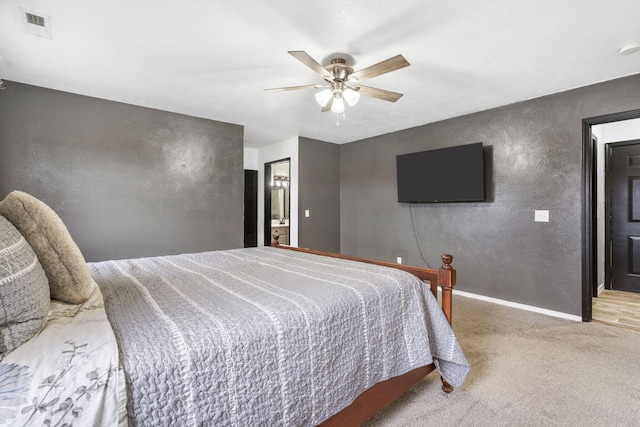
top-left (271, 187), bottom-right (289, 221)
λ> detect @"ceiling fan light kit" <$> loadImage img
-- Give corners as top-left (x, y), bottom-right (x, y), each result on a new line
top-left (330, 93), bottom-right (345, 113)
top-left (342, 88), bottom-right (360, 106)
top-left (315, 89), bottom-right (333, 107)
top-left (266, 51), bottom-right (410, 117)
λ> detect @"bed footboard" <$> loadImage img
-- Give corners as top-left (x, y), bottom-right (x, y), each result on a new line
top-left (274, 244), bottom-right (458, 425)
top-left (274, 244), bottom-right (456, 325)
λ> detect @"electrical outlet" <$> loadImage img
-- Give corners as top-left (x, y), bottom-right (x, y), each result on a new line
top-left (305, 210), bottom-right (310, 218)
top-left (534, 210), bottom-right (549, 222)
top-left (396, 256), bottom-right (402, 264)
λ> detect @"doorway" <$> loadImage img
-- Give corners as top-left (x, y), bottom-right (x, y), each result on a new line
top-left (582, 109), bottom-right (640, 321)
top-left (264, 158), bottom-right (291, 246)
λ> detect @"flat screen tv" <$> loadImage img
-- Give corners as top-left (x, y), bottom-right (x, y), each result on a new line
top-left (396, 142), bottom-right (485, 203)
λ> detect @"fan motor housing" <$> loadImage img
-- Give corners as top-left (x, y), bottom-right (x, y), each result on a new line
top-left (328, 58), bottom-right (354, 81)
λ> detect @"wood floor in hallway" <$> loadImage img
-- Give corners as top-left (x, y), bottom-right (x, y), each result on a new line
top-left (593, 289), bottom-right (640, 332)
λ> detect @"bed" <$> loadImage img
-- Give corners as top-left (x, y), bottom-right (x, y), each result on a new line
top-left (0, 191), bottom-right (469, 426)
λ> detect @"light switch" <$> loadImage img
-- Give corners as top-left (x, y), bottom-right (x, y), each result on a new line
top-left (534, 210), bottom-right (549, 222)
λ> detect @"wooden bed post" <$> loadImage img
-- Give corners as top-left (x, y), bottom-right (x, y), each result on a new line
top-left (438, 254), bottom-right (456, 326)
top-left (438, 254), bottom-right (455, 394)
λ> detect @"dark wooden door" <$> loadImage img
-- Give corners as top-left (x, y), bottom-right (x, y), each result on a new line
top-left (608, 141), bottom-right (640, 293)
top-left (244, 170), bottom-right (258, 248)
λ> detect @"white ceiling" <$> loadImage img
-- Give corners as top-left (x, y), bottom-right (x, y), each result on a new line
top-left (1, 0), bottom-right (639, 149)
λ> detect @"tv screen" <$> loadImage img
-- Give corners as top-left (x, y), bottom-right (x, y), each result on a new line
top-left (396, 142), bottom-right (485, 203)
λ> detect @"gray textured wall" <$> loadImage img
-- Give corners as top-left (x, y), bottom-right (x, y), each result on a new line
top-left (0, 82), bottom-right (244, 262)
top-left (340, 73), bottom-right (640, 316)
top-left (298, 137), bottom-right (340, 252)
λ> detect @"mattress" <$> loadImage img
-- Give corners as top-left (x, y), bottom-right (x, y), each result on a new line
top-left (89, 247), bottom-right (469, 426)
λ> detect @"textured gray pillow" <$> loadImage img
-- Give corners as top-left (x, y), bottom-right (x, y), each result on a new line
top-left (0, 215), bottom-right (50, 356)
top-left (0, 191), bottom-right (93, 304)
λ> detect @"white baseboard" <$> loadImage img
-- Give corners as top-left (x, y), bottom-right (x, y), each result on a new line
top-left (453, 290), bottom-right (582, 322)
top-left (597, 282), bottom-right (605, 296)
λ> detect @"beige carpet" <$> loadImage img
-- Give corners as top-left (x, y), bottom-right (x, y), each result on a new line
top-left (364, 295), bottom-right (640, 426)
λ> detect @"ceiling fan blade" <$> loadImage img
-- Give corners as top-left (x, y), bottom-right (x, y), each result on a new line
top-left (349, 54), bottom-right (410, 82)
top-left (321, 96), bottom-right (333, 113)
top-left (288, 51), bottom-right (332, 79)
top-left (355, 85), bottom-right (404, 102)
top-left (264, 84), bottom-right (325, 92)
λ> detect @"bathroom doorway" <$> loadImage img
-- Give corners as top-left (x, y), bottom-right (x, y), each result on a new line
top-left (264, 158), bottom-right (290, 246)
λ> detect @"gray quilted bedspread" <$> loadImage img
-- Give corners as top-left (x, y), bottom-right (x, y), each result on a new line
top-left (88, 247), bottom-right (469, 426)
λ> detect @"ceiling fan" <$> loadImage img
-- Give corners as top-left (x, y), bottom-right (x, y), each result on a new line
top-left (265, 51), bottom-right (410, 113)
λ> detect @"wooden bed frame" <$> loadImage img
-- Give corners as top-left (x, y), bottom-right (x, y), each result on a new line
top-left (274, 244), bottom-right (456, 426)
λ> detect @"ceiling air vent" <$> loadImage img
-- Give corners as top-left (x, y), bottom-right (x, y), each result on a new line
top-left (26, 13), bottom-right (45, 27)
top-left (19, 7), bottom-right (52, 39)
